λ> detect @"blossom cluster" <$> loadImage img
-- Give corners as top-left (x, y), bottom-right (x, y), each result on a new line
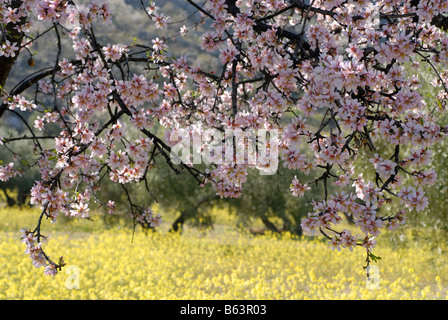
top-left (131, 207), bottom-right (162, 228)
top-left (0, 162), bottom-right (21, 182)
top-left (19, 227), bottom-right (58, 276)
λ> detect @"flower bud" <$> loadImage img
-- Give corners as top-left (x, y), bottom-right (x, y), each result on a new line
top-left (27, 57), bottom-right (35, 67)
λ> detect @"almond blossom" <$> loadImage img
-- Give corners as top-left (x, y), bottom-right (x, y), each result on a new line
top-left (290, 176), bottom-right (310, 198)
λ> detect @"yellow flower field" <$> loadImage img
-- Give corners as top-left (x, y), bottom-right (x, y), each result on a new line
top-left (0, 207), bottom-right (447, 300)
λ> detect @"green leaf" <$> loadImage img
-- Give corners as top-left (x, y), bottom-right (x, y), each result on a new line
top-left (368, 252), bottom-right (382, 263)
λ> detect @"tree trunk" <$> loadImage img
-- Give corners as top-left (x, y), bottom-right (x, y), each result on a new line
top-left (280, 215), bottom-right (303, 236)
top-left (295, 223), bottom-right (303, 236)
top-left (260, 214), bottom-right (280, 233)
top-left (17, 190), bottom-right (28, 207)
top-left (170, 210), bottom-right (188, 233)
top-left (343, 212), bottom-right (355, 225)
top-left (169, 196), bottom-right (219, 233)
top-left (1, 187), bottom-right (16, 207)
top-left (0, 0), bottom-right (25, 90)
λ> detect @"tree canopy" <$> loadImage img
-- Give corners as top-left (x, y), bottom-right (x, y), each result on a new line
top-left (1, 0), bottom-right (448, 276)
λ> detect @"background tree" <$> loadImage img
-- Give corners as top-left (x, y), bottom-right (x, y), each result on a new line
top-left (147, 159), bottom-right (220, 233)
top-left (228, 162), bottom-right (324, 236)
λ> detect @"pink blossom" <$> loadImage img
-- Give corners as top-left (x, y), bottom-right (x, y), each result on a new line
top-left (0, 163), bottom-right (21, 181)
top-left (0, 40), bottom-right (19, 57)
top-left (107, 200), bottom-right (116, 214)
top-left (152, 13), bottom-right (170, 29)
top-left (103, 43), bottom-right (127, 62)
top-left (44, 264), bottom-right (58, 276)
top-left (290, 176), bottom-right (310, 197)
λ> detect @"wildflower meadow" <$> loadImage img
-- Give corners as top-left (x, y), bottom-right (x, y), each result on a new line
top-left (1, 207), bottom-right (446, 300)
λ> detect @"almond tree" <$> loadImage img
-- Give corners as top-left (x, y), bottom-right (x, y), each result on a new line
top-left (1, 0), bottom-right (448, 276)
